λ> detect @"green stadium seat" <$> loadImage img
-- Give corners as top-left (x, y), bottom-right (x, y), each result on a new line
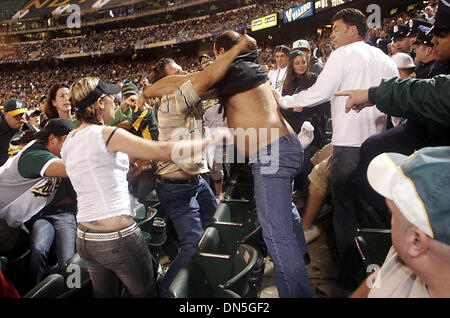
top-left (133, 203), bottom-right (147, 222)
top-left (355, 228), bottom-right (392, 270)
top-left (168, 244), bottom-right (257, 298)
top-left (224, 184), bottom-right (254, 201)
top-left (213, 201), bottom-right (256, 224)
top-left (197, 227), bottom-right (228, 254)
top-left (58, 253), bottom-right (92, 298)
top-left (140, 189), bottom-right (160, 208)
top-left (23, 274), bottom-right (66, 298)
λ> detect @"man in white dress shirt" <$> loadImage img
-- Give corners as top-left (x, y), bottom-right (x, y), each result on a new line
top-left (274, 8), bottom-right (398, 296)
top-left (267, 45), bottom-right (290, 93)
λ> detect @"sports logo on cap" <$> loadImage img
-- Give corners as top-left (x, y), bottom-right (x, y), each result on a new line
top-left (14, 100), bottom-right (24, 109)
top-left (394, 25), bottom-right (399, 33)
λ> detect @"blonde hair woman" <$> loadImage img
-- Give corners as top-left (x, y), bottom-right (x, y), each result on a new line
top-left (61, 77), bottom-right (227, 298)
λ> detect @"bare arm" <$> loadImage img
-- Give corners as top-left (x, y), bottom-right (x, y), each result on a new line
top-left (190, 34), bottom-right (256, 97)
top-left (43, 159), bottom-right (68, 178)
top-left (102, 126), bottom-right (232, 162)
top-left (141, 34), bottom-right (257, 101)
top-left (142, 73), bottom-right (198, 99)
top-left (349, 279), bottom-right (371, 298)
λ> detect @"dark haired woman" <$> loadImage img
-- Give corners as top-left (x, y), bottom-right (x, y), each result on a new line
top-left (43, 84), bottom-right (71, 121)
top-left (281, 50), bottom-right (330, 195)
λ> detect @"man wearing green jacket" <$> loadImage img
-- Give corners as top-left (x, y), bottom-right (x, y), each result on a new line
top-left (336, 74), bottom-right (450, 125)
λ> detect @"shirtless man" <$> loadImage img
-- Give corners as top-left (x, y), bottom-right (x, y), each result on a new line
top-left (143, 31), bottom-right (311, 298)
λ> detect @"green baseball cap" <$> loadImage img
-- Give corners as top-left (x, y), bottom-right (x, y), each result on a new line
top-left (121, 82), bottom-right (138, 96)
top-left (4, 99), bottom-right (27, 117)
top-left (368, 147), bottom-right (450, 245)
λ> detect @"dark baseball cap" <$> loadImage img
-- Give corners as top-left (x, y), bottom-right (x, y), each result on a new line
top-left (427, 0), bottom-right (450, 36)
top-left (407, 19), bottom-right (432, 37)
top-left (4, 99), bottom-right (27, 117)
top-left (121, 82), bottom-right (138, 96)
top-left (34, 118), bottom-right (74, 139)
top-left (26, 109), bottom-right (42, 119)
top-left (73, 80), bottom-right (121, 111)
top-left (390, 24), bottom-right (409, 40)
top-left (413, 25), bottom-right (434, 46)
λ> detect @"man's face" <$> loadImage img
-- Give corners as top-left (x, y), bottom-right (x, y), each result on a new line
top-left (274, 51), bottom-right (288, 69)
top-left (123, 93), bottom-right (138, 108)
top-left (164, 62), bottom-right (187, 76)
top-left (386, 198), bottom-right (412, 263)
top-left (413, 44), bottom-right (432, 64)
top-left (5, 112), bottom-right (25, 130)
top-left (48, 134), bottom-right (68, 157)
top-left (431, 31), bottom-right (450, 62)
top-left (28, 114), bottom-right (40, 127)
top-left (331, 19), bottom-right (356, 49)
top-left (392, 37), bottom-right (411, 54)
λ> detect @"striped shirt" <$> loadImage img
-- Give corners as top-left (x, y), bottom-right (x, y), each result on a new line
top-left (156, 80), bottom-right (208, 176)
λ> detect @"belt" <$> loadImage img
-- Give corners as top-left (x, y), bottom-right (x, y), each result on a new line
top-left (156, 175), bottom-right (199, 184)
top-left (77, 223), bottom-right (139, 241)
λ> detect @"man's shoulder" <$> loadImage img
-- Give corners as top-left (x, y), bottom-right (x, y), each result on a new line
top-left (20, 141), bottom-right (57, 162)
top-left (18, 141), bottom-right (58, 178)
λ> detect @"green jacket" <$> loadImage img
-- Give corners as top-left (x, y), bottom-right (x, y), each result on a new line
top-left (369, 75), bottom-right (450, 127)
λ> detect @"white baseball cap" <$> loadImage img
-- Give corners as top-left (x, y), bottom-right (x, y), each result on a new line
top-left (391, 53), bottom-right (416, 69)
top-left (292, 39), bottom-right (311, 51)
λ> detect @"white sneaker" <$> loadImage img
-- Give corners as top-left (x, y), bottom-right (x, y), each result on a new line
top-left (216, 195), bottom-right (223, 204)
top-left (304, 225), bottom-right (320, 244)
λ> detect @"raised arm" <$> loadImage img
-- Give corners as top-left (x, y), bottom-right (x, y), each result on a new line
top-left (190, 34), bottom-right (257, 96)
top-left (142, 73), bottom-right (198, 99)
top-left (141, 34), bottom-right (257, 101)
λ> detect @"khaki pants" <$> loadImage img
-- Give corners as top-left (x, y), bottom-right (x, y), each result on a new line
top-left (308, 143), bottom-right (332, 194)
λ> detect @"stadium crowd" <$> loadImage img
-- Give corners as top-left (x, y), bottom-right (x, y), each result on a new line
top-left (1, 0), bottom-right (449, 300)
top-left (0, 2), bottom-right (436, 108)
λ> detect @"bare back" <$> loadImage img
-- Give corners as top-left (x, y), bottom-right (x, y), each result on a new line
top-left (226, 81), bottom-right (293, 157)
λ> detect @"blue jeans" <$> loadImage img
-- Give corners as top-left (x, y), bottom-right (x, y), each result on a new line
top-left (28, 209), bottom-right (77, 285)
top-left (249, 133), bottom-right (311, 298)
top-left (156, 175), bottom-right (217, 297)
top-left (77, 225), bottom-right (156, 298)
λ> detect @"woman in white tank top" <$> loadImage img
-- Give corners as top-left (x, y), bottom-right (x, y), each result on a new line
top-left (61, 77), bottom-right (227, 297)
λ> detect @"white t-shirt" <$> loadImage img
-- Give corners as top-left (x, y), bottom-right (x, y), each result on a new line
top-left (368, 247), bottom-right (430, 298)
top-left (268, 66), bottom-right (287, 94)
top-left (61, 125), bottom-right (133, 223)
top-left (279, 41), bottom-right (399, 147)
